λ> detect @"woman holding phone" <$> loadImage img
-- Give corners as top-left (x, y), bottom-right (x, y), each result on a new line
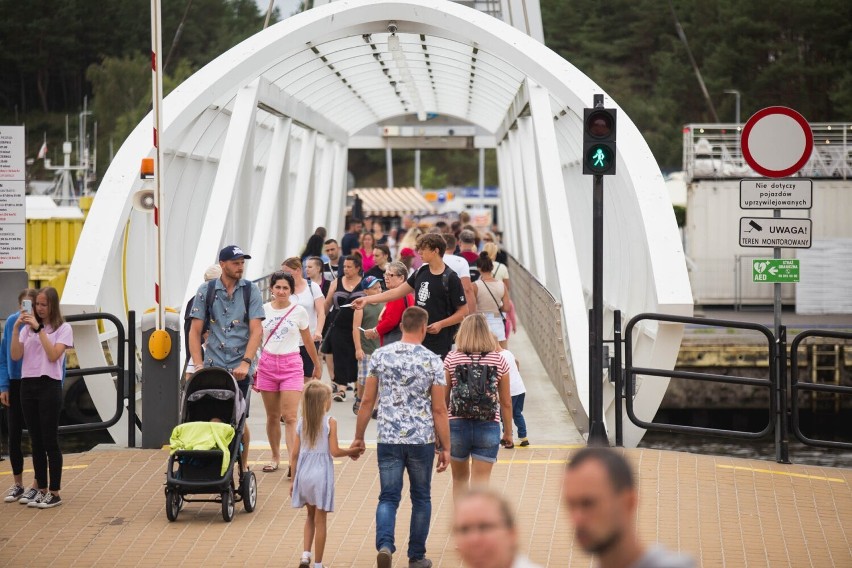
top-left (10, 287), bottom-right (73, 508)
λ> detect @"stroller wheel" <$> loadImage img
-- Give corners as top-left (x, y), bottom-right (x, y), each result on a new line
top-left (241, 470), bottom-right (257, 512)
top-left (165, 489), bottom-right (181, 522)
top-left (221, 487), bottom-right (235, 522)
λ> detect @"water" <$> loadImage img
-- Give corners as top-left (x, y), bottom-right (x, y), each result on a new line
top-left (640, 431), bottom-right (852, 469)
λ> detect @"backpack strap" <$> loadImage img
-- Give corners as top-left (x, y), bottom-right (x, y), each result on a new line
top-left (242, 280), bottom-right (251, 325)
top-left (205, 279), bottom-right (253, 327)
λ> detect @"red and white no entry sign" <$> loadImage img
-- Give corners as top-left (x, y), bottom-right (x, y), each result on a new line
top-left (741, 106), bottom-right (813, 178)
top-left (741, 106), bottom-right (814, 178)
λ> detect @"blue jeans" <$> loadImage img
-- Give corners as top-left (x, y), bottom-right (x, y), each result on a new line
top-left (512, 393), bottom-right (527, 438)
top-left (376, 443), bottom-right (435, 560)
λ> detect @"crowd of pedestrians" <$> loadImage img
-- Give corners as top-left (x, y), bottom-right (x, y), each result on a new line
top-left (0, 211), bottom-right (692, 567)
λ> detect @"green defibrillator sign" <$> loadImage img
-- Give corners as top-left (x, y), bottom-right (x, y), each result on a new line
top-left (752, 259), bottom-right (800, 283)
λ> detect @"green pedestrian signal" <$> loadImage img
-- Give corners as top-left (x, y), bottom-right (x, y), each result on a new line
top-left (582, 106), bottom-right (617, 175)
top-left (586, 144), bottom-right (613, 174)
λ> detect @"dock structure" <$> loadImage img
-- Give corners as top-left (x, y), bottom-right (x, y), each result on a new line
top-left (3, 325), bottom-right (851, 566)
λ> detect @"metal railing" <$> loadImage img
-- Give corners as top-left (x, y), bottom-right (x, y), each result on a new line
top-left (23, 312), bottom-right (137, 446)
top-left (507, 255), bottom-right (588, 434)
top-left (683, 122), bottom-right (851, 181)
top-left (790, 330), bottom-right (852, 450)
top-left (620, 313), bottom-right (779, 441)
top-left (612, 310), bottom-right (852, 462)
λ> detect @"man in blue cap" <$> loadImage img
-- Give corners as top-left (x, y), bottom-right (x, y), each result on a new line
top-left (189, 245), bottom-right (264, 472)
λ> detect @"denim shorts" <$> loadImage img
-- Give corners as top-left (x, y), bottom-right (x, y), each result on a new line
top-left (450, 419), bottom-right (501, 463)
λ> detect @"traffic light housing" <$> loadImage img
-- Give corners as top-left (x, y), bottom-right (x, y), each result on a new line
top-left (583, 106), bottom-right (617, 175)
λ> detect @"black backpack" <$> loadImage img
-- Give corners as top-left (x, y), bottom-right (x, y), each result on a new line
top-left (450, 353), bottom-right (499, 421)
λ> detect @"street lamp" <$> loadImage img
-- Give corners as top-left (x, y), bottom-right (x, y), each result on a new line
top-left (724, 89), bottom-right (741, 125)
top-left (724, 89), bottom-right (742, 164)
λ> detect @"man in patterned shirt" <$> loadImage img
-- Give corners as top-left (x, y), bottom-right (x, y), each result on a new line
top-left (352, 306), bottom-right (451, 568)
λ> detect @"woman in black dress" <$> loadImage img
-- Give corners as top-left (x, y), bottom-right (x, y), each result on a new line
top-left (323, 255), bottom-right (363, 401)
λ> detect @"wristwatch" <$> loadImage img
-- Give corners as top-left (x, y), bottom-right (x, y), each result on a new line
top-left (34, 323), bottom-right (44, 333)
top-left (241, 357), bottom-right (252, 365)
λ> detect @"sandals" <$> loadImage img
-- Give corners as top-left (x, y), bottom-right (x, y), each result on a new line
top-left (262, 463), bottom-right (279, 473)
top-left (333, 390), bottom-right (346, 402)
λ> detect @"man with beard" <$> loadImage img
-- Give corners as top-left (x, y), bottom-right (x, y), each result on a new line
top-left (562, 448), bottom-right (693, 568)
top-left (189, 245), bottom-right (264, 472)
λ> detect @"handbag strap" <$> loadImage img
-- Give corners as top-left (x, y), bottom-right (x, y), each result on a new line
top-left (480, 280), bottom-right (506, 323)
top-left (263, 305), bottom-right (297, 348)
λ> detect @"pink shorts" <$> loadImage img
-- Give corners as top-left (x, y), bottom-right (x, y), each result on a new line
top-left (255, 351), bottom-right (304, 392)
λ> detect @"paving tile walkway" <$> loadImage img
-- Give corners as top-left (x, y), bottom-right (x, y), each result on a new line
top-left (1, 446), bottom-right (850, 566)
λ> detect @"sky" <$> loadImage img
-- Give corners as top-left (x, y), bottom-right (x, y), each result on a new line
top-left (254, 0), bottom-right (303, 20)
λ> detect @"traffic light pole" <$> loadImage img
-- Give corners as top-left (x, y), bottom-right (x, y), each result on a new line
top-left (588, 173), bottom-right (608, 445)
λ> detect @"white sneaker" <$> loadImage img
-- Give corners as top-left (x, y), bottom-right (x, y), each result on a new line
top-left (18, 487), bottom-right (38, 504)
top-left (27, 491), bottom-right (47, 508)
top-left (38, 493), bottom-right (62, 508)
top-left (4, 484), bottom-right (24, 503)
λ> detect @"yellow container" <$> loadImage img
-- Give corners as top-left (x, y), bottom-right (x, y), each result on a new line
top-left (25, 218), bottom-right (83, 298)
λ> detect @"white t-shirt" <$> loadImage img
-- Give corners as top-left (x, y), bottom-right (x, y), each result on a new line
top-left (500, 349), bottom-right (526, 396)
top-left (261, 302), bottom-right (309, 355)
top-left (291, 279), bottom-right (325, 342)
top-left (443, 253), bottom-right (470, 282)
top-left (492, 260), bottom-right (509, 282)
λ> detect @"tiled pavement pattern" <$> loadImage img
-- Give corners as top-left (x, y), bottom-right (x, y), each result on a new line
top-left (1, 446), bottom-right (850, 567)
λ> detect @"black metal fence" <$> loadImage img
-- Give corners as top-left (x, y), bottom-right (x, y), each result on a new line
top-left (21, 311), bottom-right (138, 447)
top-left (612, 310), bottom-right (852, 462)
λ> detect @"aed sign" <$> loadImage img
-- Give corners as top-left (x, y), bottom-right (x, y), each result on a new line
top-left (752, 259), bottom-right (800, 283)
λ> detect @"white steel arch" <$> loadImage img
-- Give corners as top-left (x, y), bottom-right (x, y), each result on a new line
top-left (63, 0), bottom-right (692, 446)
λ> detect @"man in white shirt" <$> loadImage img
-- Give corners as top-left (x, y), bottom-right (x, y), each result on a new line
top-left (442, 234), bottom-right (475, 315)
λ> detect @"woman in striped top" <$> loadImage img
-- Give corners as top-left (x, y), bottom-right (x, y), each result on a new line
top-left (444, 314), bottom-right (513, 501)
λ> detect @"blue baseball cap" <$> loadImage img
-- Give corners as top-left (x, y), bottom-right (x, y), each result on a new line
top-left (361, 276), bottom-right (381, 290)
top-left (219, 245), bottom-right (252, 261)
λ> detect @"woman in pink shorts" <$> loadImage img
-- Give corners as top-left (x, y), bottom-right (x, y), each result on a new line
top-left (257, 272), bottom-right (321, 474)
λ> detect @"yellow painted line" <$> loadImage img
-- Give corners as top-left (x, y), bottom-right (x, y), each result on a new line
top-left (0, 464), bottom-right (88, 477)
top-left (716, 464), bottom-right (846, 483)
top-left (247, 460), bottom-right (343, 466)
top-left (496, 459), bottom-right (569, 464)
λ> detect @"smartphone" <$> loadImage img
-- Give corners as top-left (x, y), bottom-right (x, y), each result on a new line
top-left (21, 299), bottom-right (32, 314)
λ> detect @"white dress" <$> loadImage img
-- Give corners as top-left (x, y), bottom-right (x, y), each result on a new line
top-left (291, 415), bottom-right (335, 512)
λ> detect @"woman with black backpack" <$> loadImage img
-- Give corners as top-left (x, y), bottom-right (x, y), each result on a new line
top-left (443, 314), bottom-right (513, 501)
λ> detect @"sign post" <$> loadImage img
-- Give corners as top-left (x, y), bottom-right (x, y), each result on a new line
top-left (740, 106), bottom-right (813, 465)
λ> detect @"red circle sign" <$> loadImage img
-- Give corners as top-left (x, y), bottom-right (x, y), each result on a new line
top-left (741, 106), bottom-right (813, 178)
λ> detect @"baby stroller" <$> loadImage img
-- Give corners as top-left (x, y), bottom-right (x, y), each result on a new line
top-left (164, 367), bottom-right (257, 522)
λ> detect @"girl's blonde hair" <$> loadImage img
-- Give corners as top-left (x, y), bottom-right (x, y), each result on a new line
top-left (301, 380), bottom-right (332, 448)
top-left (454, 313), bottom-right (499, 354)
top-left (483, 241), bottom-right (499, 261)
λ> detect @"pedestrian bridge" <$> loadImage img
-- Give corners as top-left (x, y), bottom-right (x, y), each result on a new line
top-left (62, 0), bottom-right (692, 447)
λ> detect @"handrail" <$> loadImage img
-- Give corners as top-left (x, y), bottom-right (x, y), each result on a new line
top-left (622, 313), bottom-right (777, 440)
top-left (58, 312), bottom-right (127, 434)
top-left (789, 330), bottom-right (852, 450)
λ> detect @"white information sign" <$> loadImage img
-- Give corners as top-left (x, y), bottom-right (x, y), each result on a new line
top-left (740, 178), bottom-right (812, 210)
top-left (0, 126), bottom-right (26, 270)
top-left (739, 217), bottom-right (812, 249)
top-left (0, 224), bottom-right (26, 269)
top-left (0, 180), bottom-right (26, 223)
top-left (0, 126), bottom-right (26, 181)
